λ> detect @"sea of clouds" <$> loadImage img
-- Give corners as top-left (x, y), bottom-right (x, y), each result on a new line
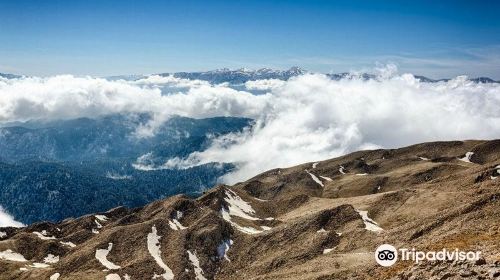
top-left (1, 66), bottom-right (500, 187)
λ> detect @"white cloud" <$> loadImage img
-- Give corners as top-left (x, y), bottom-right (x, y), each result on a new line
top-left (1, 68), bottom-right (500, 184)
top-left (245, 79), bottom-right (285, 91)
top-left (170, 72), bottom-right (500, 183)
top-left (0, 206), bottom-right (24, 228)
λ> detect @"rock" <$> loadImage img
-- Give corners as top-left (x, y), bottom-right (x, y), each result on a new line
top-left (490, 268), bottom-right (500, 278)
top-left (459, 269), bottom-right (476, 277)
top-left (440, 272), bottom-right (455, 279)
top-left (475, 257), bottom-right (486, 266)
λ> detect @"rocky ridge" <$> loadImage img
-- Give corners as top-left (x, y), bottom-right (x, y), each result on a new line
top-left (0, 140), bottom-right (499, 279)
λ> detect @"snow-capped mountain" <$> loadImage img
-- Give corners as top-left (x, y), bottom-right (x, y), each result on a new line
top-left (162, 66), bottom-right (306, 84)
top-left (0, 73), bottom-right (22, 79)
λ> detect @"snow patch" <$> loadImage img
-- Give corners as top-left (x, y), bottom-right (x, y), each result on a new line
top-left (0, 231), bottom-right (6, 238)
top-left (220, 190), bottom-right (271, 234)
top-left (30, 262), bottom-right (50, 268)
top-left (356, 210), bottom-right (383, 232)
top-left (43, 254), bottom-right (59, 264)
top-left (106, 274), bottom-right (121, 280)
top-left (221, 208), bottom-right (263, 234)
top-left (356, 173), bottom-right (368, 176)
top-left (33, 231), bottom-right (56, 240)
top-left (306, 170), bottom-right (324, 187)
top-left (339, 166), bottom-right (346, 175)
top-left (168, 219), bottom-right (186, 230)
top-left (147, 225), bottom-right (174, 280)
top-left (217, 239), bottom-right (233, 262)
top-left (459, 152), bottom-right (474, 163)
top-left (0, 249), bottom-right (27, 262)
top-left (312, 162), bottom-right (319, 169)
top-left (60, 241), bottom-right (76, 248)
top-left (323, 248), bottom-right (334, 254)
top-left (223, 190), bottom-right (260, 220)
top-left (418, 156), bottom-right (430, 161)
top-left (319, 176), bottom-right (332, 181)
top-left (50, 273), bottom-right (60, 280)
top-left (187, 250), bottom-right (207, 280)
top-left (95, 243), bottom-right (121, 270)
top-left (95, 215), bottom-right (109, 222)
top-left (175, 211), bottom-right (183, 219)
top-left (316, 228), bottom-right (327, 233)
top-left (173, 219), bottom-right (186, 230)
top-left (95, 219), bottom-right (103, 229)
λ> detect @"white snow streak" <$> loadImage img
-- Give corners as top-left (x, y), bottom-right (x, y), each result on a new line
top-left (220, 208), bottom-right (263, 234)
top-left (319, 176), bottom-right (333, 181)
top-left (95, 243), bottom-right (121, 270)
top-left (33, 231), bottom-right (56, 240)
top-left (147, 225), bottom-right (174, 280)
top-left (356, 210), bottom-right (383, 232)
top-left (187, 250), bottom-right (207, 280)
top-left (60, 241), bottom-right (76, 248)
top-left (29, 262), bottom-right (50, 268)
top-left (306, 170), bottom-right (324, 187)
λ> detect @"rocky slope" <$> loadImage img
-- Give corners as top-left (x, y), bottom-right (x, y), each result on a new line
top-left (0, 140), bottom-right (499, 280)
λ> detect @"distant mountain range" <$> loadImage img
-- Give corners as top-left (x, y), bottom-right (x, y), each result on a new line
top-left (164, 66), bottom-right (305, 84)
top-left (3, 68), bottom-right (498, 84)
top-left (0, 73), bottom-right (22, 79)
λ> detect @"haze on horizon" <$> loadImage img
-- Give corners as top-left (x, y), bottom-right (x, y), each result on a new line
top-left (1, 0), bottom-right (499, 79)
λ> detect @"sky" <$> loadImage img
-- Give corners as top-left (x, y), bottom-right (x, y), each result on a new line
top-left (0, 0), bottom-right (499, 78)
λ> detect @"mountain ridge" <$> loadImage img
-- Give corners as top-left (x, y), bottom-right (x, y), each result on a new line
top-left (3, 70), bottom-right (498, 84)
top-left (1, 139), bottom-right (499, 279)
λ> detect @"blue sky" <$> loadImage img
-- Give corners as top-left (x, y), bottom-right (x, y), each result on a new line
top-left (1, 0), bottom-right (499, 78)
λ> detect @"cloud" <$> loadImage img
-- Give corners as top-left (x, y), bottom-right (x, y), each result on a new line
top-left (0, 74), bottom-right (268, 137)
top-left (1, 68), bottom-right (500, 184)
top-left (0, 206), bottom-right (24, 228)
top-left (169, 72), bottom-right (500, 183)
top-left (245, 79), bottom-right (285, 91)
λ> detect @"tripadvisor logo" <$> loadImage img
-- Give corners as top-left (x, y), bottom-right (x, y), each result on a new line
top-left (375, 244), bottom-right (481, 267)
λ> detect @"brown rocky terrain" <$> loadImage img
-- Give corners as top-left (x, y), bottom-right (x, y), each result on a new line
top-left (0, 140), bottom-right (499, 280)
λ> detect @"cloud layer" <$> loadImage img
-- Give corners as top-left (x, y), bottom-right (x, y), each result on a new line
top-left (0, 206), bottom-right (24, 227)
top-left (1, 69), bottom-right (500, 183)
